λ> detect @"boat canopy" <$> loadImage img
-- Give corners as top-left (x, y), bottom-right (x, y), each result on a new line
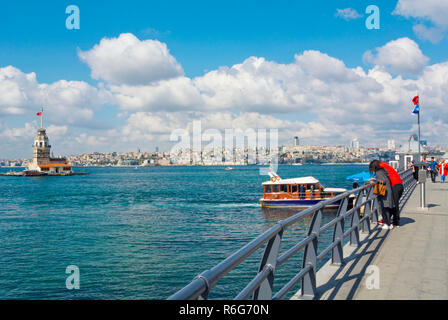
top-left (346, 172), bottom-right (375, 182)
top-left (262, 176), bottom-right (320, 185)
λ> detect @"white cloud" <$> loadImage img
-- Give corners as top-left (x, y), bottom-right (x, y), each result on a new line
top-left (335, 8), bottom-right (363, 21)
top-left (393, 0), bottom-right (448, 42)
top-left (74, 133), bottom-right (109, 146)
top-left (110, 77), bottom-right (203, 112)
top-left (393, 0), bottom-right (448, 27)
top-left (363, 38), bottom-right (429, 75)
top-left (0, 122), bottom-right (37, 141)
top-left (78, 33), bottom-right (184, 85)
top-left (412, 24), bottom-right (445, 44)
top-left (47, 125), bottom-right (68, 137)
top-left (0, 66), bottom-right (112, 126)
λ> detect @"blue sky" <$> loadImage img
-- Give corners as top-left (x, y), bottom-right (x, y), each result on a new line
top-left (1, 1), bottom-right (448, 158)
top-left (1, 0), bottom-right (446, 81)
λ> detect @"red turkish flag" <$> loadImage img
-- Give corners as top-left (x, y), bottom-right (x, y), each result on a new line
top-left (36, 112), bottom-right (42, 116)
top-left (412, 96), bottom-right (419, 105)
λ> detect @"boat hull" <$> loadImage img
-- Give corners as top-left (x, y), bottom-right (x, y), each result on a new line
top-left (260, 198), bottom-right (341, 209)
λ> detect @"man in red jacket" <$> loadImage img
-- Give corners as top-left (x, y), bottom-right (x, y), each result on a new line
top-left (372, 160), bottom-right (404, 227)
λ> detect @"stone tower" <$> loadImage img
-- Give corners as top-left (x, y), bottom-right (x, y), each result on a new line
top-left (32, 128), bottom-right (51, 166)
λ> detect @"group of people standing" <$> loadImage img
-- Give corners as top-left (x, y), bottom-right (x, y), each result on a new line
top-left (363, 157), bottom-right (446, 230)
top-left (428, 157), bottom-right (448, 183)
top-left (369, 160), bottom-right (404, 230)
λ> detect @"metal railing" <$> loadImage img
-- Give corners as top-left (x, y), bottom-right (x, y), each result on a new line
top-left (168, 169), bottom-right (416, 300)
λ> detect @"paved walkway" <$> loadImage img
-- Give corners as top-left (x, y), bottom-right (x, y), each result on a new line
top-left (310, 179), bottom-right (448, 300)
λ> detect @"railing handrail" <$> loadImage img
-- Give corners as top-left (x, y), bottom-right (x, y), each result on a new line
top-left (168, 169), bottom-right (416, 300)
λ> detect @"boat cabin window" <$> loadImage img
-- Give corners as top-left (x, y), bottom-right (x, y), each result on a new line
top-left (291, 185), bottom-right (298, 193)
top-left (272, 185), bottom-right (280, 193)
top-left (306, 184), bottom-right (319, 190)
top-left (280, 184), bottom-right (288, 193)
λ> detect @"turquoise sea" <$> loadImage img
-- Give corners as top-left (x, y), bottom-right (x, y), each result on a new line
top-left (0, 164), bottom-right (367, 299)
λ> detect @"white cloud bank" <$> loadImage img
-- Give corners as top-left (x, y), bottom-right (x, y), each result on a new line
top-left (2, 33), bottom-right (448, 157)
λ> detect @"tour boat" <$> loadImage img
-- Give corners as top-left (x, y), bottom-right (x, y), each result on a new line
top-left (260, 170), bottom-right (347, 209)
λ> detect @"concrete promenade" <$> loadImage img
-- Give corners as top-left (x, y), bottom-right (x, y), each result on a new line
top-left (305, 178), bottom-right (448, 300)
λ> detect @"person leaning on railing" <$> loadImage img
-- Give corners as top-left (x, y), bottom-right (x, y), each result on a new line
top-left (369, 160), bottom-right (395, 230)
top-left (375, 160), bottom-right (404, 228)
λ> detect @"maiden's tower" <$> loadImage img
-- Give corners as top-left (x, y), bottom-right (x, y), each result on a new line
top-left (1, 109), bottom-right (87, 177)
top-left (26, 127), bottom-right (73, 175)
top-left (25, 108), bottom-right (73, 175)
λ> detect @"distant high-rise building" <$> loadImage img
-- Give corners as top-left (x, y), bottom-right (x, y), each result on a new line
top-left (293, 136), bottom-right (299, 147)
top-left (350, 138), bottom-right (359, 151)
top-left (387, 139), bottom-right (395, 150)
top-left (155, 146), bottom-right (159, 153)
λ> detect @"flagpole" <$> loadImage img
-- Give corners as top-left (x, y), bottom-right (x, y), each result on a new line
top-left (41, 107), bottom-right (43, 129)
top-left (418, 112), bottom-right (421, 160)
top-left (417, 94), bottom-right (421, 161)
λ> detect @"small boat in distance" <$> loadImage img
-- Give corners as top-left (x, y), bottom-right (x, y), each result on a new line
top-left (291, 163), bottom-right (302, 166)
top-left (225, 167), bottom-right (234, 170)
top-left (260, 169), bottom-right (347, 209)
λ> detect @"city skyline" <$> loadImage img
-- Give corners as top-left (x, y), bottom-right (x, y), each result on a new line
top-left (3, 131), bottom-right (443, 165)
top-left (1, 1), bottom-right (448, 158)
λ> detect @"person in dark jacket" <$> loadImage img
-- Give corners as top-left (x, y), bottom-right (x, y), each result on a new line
top-left (371, 160), bottom-right (404, 227)
top-left (369, 160), bottom-right (395, 230)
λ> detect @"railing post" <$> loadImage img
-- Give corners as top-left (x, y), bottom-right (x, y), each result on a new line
top-left (331, 198), bottom-right (347, 266)
top-left (350, 191), bottom-right (362, 247)
top-left (301, 209), bottom-right (322, 299)
top-left (361, 188), bottom-right (373, 233)
top-left (372, 196), bottom-right (380, 224)
top-left (253, 229), bottom-right (283, 300)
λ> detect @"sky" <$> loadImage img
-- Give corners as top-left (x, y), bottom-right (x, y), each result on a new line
top-left (1, 0), bottom-right (448, 158)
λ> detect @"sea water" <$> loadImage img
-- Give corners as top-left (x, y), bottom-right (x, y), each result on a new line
top-left (0, 164), bottom-right (367, 299)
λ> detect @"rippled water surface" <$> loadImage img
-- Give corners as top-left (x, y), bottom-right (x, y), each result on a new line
top-left (0, 164), bottom-right (367, 299)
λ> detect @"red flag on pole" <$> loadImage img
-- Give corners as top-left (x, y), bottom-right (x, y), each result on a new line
top-left (36, 112), bottom-right (42, 116)
top-left (412, 96), bottom-right (419, 105)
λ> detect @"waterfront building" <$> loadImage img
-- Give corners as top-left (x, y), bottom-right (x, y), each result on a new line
top-left (394, 134), bottom-right (429, 170)
top-left (387, 139), bottom-right (395, 150)
top-left (293, 136), bottom-right (299, 147)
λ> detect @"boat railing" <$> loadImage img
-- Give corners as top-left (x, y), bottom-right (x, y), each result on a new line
top-left (168, 168), bottom-right (416, 300)
top-left (320, 191), bottom-right (334, 199)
